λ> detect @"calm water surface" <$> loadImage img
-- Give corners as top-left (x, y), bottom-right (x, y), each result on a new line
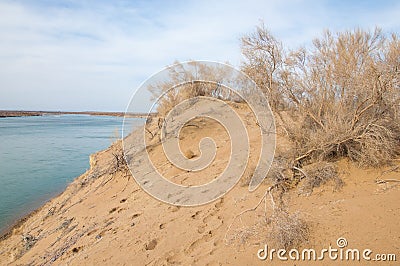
top-left (0, 115), bottom-right (142, 233)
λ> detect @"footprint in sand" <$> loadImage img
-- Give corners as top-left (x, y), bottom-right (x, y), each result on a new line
top-left (130, 212), bottom-right (142, 227)
top-left (131, 212), bottom-right (142, 219)
top-left (168, 206), bottom-right (180, 212)
top-left (197, 224), bottom-right (206, 234)
top-left (145, 239), bottom-right (158, 250)
top-left (191, 210), bottom-right (201, 219)
top-left (109, 207), bottom-right (118, 214)
top-left (214, 198), bottom-right (224, 209)
top-left (185, 230), bottom-right (214, 254)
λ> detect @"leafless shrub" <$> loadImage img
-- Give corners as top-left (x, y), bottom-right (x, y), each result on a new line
top-left (108, 147), bottom-right (128, 175)
top-left (225, 183), bottom-right (309, 249)
top-left (241, 23), bottom-right (286, 111)
top-left (148, 61), bottom-right (243, 117)
top-left (298, 162), bottom-right (343, 195)
top-left (15, 234), bottom-right (38, 259)
top-left (225, 224), bottom-right (260, 249)
top-left (22, 234), bottom-right (37, 251)
top-left (226, 206), bottom-right (309, 250)
top-left (267, 210), bottom-right (309, 249)
top-left (230, 24), bottom-right (400, 250)
top-left (266, 156), bottom-right (290, 182)
top-left (242, 24), bottom-right (400, 168)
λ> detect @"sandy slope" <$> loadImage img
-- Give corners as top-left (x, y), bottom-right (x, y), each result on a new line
top-left (0, 103), bottom-right (399, 265)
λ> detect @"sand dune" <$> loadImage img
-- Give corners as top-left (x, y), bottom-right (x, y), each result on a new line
top-left (0, 104), bottom-right (399, 265)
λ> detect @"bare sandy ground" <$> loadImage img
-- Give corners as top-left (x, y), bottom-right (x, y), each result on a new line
top-left (0, 103), bottom-right (399, 265)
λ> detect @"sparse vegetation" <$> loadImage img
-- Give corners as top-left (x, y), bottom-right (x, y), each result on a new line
top-left (235, 24), bottom-right (400, 249)
top-left (267, 209), bottom-right (309, 249)
top-left (110, 149), bottom-right (128, 174)
top-left (150, 24), bottom-right (399, 250)
top-left (242, 24), bottom-right (400, 169)
top-left (148, 61), bottom-right (242, 117)
top-left (225, 183), bottom-right (309, 249)
top-left (298, 162), bottom-right (343, 195)
top-left (22, 234), bottom-right (37, 251)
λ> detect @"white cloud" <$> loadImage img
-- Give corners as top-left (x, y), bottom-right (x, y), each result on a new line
top-left (0, 0), bottom-right (399, 111)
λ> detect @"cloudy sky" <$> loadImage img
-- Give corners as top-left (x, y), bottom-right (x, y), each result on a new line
top-left (1, 0), bottom-right (399, 112)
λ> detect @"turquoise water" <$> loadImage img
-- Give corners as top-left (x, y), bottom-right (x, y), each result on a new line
top-left (0, 115), bottom-right (141, 233)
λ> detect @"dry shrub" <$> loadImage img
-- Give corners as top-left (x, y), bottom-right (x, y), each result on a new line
top-left (230, 24), bottom-right (400, 250)
top-left (266, 185), bottom-right (309, 249)
top-left (109, 149), bottom-right (128, 174)
top-left (225, 224), bottom-right (260, 249)
top-left (22, 234), bottom-right (37, 251)
top-left (148, 61), bottom-right (243, 117)
top-left (266, 156), bottom-right (291, 182)
top-left (226, 208), bottom-right (309, 250)
top-left (298, 162), bottom-right (343, 195)
top-left (242, 25), bottom-right (400, 167)
top-left (241, 23), bottom-right (286, 110)
top-left (225, 181), bottom-right (309, 250)
top-left (267, 210), bottom-right (309, 249)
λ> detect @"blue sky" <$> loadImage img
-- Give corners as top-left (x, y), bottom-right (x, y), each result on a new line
top-left (0, 0), bottom-right (399, 112)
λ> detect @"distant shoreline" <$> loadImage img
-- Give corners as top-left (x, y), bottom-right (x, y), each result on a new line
top-left (0, 110), bottom-right (154, 118)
